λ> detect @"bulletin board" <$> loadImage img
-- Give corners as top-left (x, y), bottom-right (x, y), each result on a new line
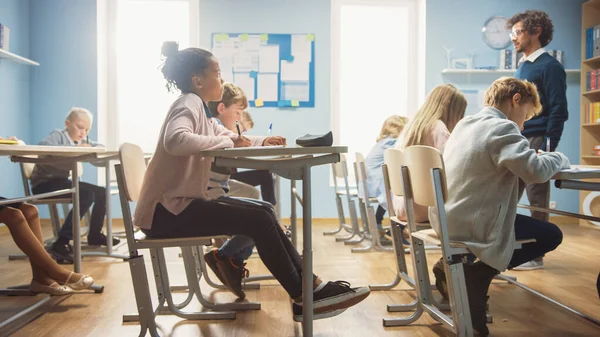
top-left (211, 33), bottom-right (315, 108)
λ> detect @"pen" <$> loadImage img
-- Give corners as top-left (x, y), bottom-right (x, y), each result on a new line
top-left (268, 123), bottom-right (272, 134)
top-left (86, 135), bottom-right (90, 145)
top-left (546, 137), bottom-right (551, 152)
top-left (236, 120), bottom-right (242, 136)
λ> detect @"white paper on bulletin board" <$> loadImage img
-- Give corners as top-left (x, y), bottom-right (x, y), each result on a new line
top-left (257, 73), bottom-right (279, 101)
top-left (291, 34), bottom-right (312, 62)
top-left (234, 73), bottom-right (256, 100)
top-left (280, 60), bottom-right (310, 82)
top-left (282, 82), bottom-right (310, 101)
top-left (258, 45), bottom-right (280, 73)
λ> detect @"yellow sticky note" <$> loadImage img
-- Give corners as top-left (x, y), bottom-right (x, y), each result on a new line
top-left (291, 100), bottom-right (300, 107)
top-left (260, 34), bottom-right (269, 42)
top-left (306, 34), bottom-right (314, 42)
top-left (240, 34), bottom-right (249, 41)
top-left (255, 99), bottom-right (264, 107)
top-left (215, 34), bottom-right (229, 42)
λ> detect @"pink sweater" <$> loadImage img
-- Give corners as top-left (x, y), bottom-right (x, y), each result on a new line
top-left (133, 93), bottom-right (264, 229)
top-left (392, 120), bottom-right (450, 223)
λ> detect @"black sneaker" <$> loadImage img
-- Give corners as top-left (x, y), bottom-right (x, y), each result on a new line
top-left (463, 262), bottom-right (498, 337)
top-left (47, 241), bottom-right (74, 264)
top-left (204, 249), bottom-right (248, 299)
top-left (297, 281), bottom-right (370, 313)
top-left (292, 302), bottom-right (347, 322)
top-left (433, 258), bottom-right (449, 300)
top-left (87, 233), bottom-right (121, 246)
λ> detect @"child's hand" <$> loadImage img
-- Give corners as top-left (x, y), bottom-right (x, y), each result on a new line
top-left (0, 136), bottom-right (18, 141)
top-left (233, 135), bottom-right (252, 148)
top-left (537, 149), bottom-right (545, 155)
top-left (78, 143), bottom-right (92, 147)
top-left (263, 136), bottom-right (286, 146)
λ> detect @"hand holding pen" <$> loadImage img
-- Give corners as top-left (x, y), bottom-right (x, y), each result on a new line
top-left (233, 121), bottom-right (251, 148)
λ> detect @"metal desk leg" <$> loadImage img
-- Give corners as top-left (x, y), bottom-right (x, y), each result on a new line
top-left (105, 161), bottom-right (113, 256)
top-left (72, 162), bottom-right (81, 273)
top-left (291, 180), bottom-right (298, 248)
top-left (302, 165), bottom-right (313, 337)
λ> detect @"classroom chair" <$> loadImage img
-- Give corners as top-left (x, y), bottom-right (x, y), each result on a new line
top-left (383, 145), bottom-right (534, 336)
top-left (115, 143), bottom-right (260, 337)
top-left (327, 154), bottom-right (362, 243)
top-left (350, 152), bottom-right (392, 252)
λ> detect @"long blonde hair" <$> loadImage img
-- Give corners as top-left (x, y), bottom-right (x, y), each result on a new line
top-left (377, 115), bottom-right (408, 142)
top-left (400, 84), bottom-right (467, 149)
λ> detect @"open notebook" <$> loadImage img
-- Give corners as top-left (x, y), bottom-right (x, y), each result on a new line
top-left (561, 167), bottom-right (600, 173)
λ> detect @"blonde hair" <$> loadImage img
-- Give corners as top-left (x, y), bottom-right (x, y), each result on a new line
top-left (66, 107), bottom-right (93, 123)
top-left (400, 84), bottom-right (467, 149)
top-left (377, 115), bottom-right (408, 142)
top-left (207, 82), bottom-right (248, 116)
top-left (484, 77), bottom-right (542, 120)
top-left (240, 110), bottom-right (254, 130)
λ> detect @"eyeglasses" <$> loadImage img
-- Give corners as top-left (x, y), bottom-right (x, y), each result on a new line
top-left (509, 29), bottom-right (526, 39)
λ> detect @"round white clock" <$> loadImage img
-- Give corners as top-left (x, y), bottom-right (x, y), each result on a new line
top-left (482, 16), bottom-right (512, 50)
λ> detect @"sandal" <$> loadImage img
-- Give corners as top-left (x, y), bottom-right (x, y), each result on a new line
top-left (30, 280), bottom-right (73, 296)
top-left (63, 272), bottom-right (94, 290)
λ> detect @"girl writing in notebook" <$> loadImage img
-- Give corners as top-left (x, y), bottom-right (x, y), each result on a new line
top-left (133, 42), bottom-right (370, 322)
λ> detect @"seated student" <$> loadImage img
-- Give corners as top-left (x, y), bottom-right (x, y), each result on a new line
top-left (205, 83), bottom-right (285, 299)
top-left (30, 108), bottom-right (119, 264)
top-left (133, 41), bottom-right (370, 321)
top-left (392, 84), bottom-right (467, 225)
top-left (362, 115), bottom-right (407, 246)
top-left (211, 98), bottom-right (278, 206)
top-left (430, 77), bottom-right (567, 336)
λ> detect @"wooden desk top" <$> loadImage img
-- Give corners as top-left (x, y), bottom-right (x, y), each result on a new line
top-left (0, 144), bottom-right (105, 157)
top-left (199, 146), bottom-right (348, 158)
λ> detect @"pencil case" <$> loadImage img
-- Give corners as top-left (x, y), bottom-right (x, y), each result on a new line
top-left (295, 131), bottom-right (333, 147)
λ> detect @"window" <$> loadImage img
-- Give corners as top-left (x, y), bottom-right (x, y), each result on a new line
top-left (97, 0), bottom-right (199, 184)
top-left (330, 0), bottom-right (424, 185)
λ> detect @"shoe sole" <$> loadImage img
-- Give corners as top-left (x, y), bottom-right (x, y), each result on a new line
top-left (204, 253), bottom-right (245, 298)
top-left (512, 266), bottom-right (544, 271)
top-left (300, 286), bottom-right (370, 314)
top-left (293, 308), bottom-right (347, 322)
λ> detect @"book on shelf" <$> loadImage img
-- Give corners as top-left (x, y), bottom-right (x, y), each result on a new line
top-left (585, 102), bottom-right (600, 124)
top-left (586, 25), bottom-right (600, 59)
top-left (0, 23), bottom-right (10, 51)
top-left (587, 69), bottom-right (600, 92)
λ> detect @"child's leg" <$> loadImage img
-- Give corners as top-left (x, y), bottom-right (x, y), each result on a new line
top-left (232, 170), bottom-right (277, 205)
top-left (149, 198), bottom-right (304, 298)
top-left (0, 205), bottom-right (80, 284)
top-left (375, 205), bottom-right (386, 231)
top-left (508, 214), bottom-right (563, 269)
top-left (81, 182), bottom-right (106, 237)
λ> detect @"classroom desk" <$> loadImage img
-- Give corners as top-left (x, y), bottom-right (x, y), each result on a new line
top-left (0, 144), bottom-right (105, 335)
top-left (510, 165), bottom-right (600, 326)
top-left (199, 146), bottom-right (347, 337)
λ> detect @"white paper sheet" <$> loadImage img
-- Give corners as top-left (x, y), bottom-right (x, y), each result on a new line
top-left (280, 60), bottom-right (309, 82)
top-left (282, 82), bottom-right (310, 101)
top-left (258, 45), bottom-right (280, 73)
top-left (234, 73), bottom-right (256, 100)
top-left (257, 73), bottom-right (279, 101)
top-left (291, 34), bottom-right (312, 62)
top-left (560, 167), bottom-right (600, 173)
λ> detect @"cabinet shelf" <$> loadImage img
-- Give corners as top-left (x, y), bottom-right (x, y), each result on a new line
top-left (583, 89), bottom-right (600, 97)
top-left (583, 55), bottom-right (600, 65)
top-left (0, 49), bottom-right (39, 66)
top-left (582, 155), bottom-right (600, 159)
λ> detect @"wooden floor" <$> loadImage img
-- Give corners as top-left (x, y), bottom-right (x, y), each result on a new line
top-left (1, 220), bottom-right (600, 337)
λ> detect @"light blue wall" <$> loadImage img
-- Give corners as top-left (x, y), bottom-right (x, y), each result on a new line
top-left (427, 0), bottom-right (584, 214)
top-left (29, 0), bottom-right (98, 217)
top-left (0, 0), bottom-right (31, 199)
top-left (199, 0), bottom-right (334, 218)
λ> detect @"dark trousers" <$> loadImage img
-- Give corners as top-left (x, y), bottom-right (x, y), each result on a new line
top-left (375, 205), bottom-right (386, 225)
top-left (507, 214), bottom-right (563, 269)
top-left (231, 170), bottom-right (277, 205)
top-left (32, 179), bottom-right (106, 240)
top-left (144, 197), bottom-right (308, 298)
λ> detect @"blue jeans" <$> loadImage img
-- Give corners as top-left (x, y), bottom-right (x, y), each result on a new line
top-left (216, 196), bottom-right (277, 262)
top-left (507, 214), bottom-right (563, 269)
